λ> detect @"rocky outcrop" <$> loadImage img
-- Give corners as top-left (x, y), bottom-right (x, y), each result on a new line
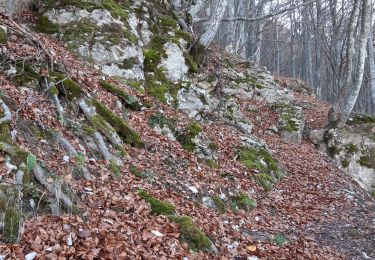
top-left (308, 115), bottom-right (375, 193)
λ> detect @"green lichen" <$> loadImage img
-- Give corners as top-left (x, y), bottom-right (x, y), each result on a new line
top-left (177, 122), bottom-right (202, 152)
top-left (99, 81), bottom-right (141, 110)
top-left (273, 233), bottom-right (287, 246)
top-left (231, 193), bottom-right (257, 212)
top-left (168, 215), bottom-right (212, 252)
top-left (0, 27), bottom-right (8, 44)
top-left (91, 99), bottom-right (143, 148)
top-left (138, 189), bottom-right (176, 215)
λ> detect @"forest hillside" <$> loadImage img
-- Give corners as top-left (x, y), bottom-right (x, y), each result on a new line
top-left (0, 1), bottom-right (374, 259)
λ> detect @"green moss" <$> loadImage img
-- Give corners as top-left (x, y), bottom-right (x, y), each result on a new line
top-left (358, 149), bottom-right (375, 169)
top-left (0, 27), bottom-right (8, 44)
top-left (342, 159), bottom-right (350, 168)
top-left (207, 74), bottom-right (216, 83)
top-left (130, 164), bottom-right (142, 178)
top-left (231, 193), bottom-right (257, 212)
top-left (371, 189), bottom-right (375, 198)
top-left (3, 208), bottom-right (20, 243)
top-left (0, 186), bottom-right (21, 243)
top-left (91, 99), bottom-right (143, 147)
top-left (168, 215), bottom-right (212, 252)
top-left (12, 62), bottom-right (41, 86)
top-left (273, 233), bottom-right (287, 246)
top-left (205, 159), bottom-right (219, 169)
top-left (347, 228), bottom-right (361, 238)
top-left (184, 52), bottom-right (198, 73)
top-left (148, 113), bottom-right (176, 130)
top-left (35, 16), bottom-right (60, 34)
top-left (159, 16), bottom-right (178, 29)
top-left (273, 103), bottom-right (300, 133)
top-left (177, 122), bottom-right (202, 152)
top-left (49, 72), bottom-right (82, 100)
top-left (189, 43), bottom-right (205, 65)
top-left (257, 173), bottom-right (274, 191)
top-left (175, 30), bottom-right (192, 43)
top-left (99, 81), bottom-right (141, 110)
top-left (327, 146), bottom-right (341, 157)
top-left (118, 57), bottom-right (137, 70)
top-left (138, 189), bottom-right (176, 215)
top-left (209, 196), bottom-right (226, 214)
top-left (236, 145), bottom-right (282, 191)
top-left (345, 143), bottom-right (359, 154)
top-left (109, 159), bottom-right (121, 178)
top-left (348, 114), bottom-right (375, 125)
top-left (0, 142), bottom-right (28, 165)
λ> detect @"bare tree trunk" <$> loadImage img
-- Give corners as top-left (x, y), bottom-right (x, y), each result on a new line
top-left (367, 18), bottom-right (375, 105)
top-left (330, 0), bottom-right (372, 126)
top-left (199, 0), bottom-right (229, 47)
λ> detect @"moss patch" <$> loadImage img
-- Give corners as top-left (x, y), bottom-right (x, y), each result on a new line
top-left (358, 148), bottom-right (375, 169)
top-left (99, 81), bottom-right (141, 110)
top-left (273, 103), bottom-right (300, 132)
top-left (209, 196), bottom-right (226, 214)
top-left (35, 16), bottom-right (60, 34)
top-left (148, 113), bottom-right (176, 131)
top-left (0, 27), bottom-right (8, 44)
top-left (91, 99), bottom-right (143, 147)
top-left (231, 193), bottom-right (256, 212)
top-left (109, 159), bottom-right (121, 178)
top-left (177, 122), bottom-right (202, 152)
top-left (11, 62), bottom-right (41, 86)
top-left (49, 72), bottom-right (83, 100)
top-left (168, 215), bottom-right (212, 252)
top-left (237, 145), bottom-right (282, 191)
top-left (138, 189), bottom-right (176, 215)
top-left (0, 186), bottom-right (21, 243)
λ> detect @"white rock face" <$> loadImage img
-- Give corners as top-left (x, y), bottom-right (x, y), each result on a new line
top-left (178, 86), bottom-right (206, 119)
top-left (159, 42), bottom-right (188, 82)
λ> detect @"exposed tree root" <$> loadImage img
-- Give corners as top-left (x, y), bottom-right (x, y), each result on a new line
top-left (55, 133), bottom-right (92, 180)
top-left (52, 94), bottom-right (64, 124)
top-left (0, 98), bottom-right (12, 124)
top-left (33, 164), bottom-right (73, 209)
top-left (78, 98), bottom-right (123, 147)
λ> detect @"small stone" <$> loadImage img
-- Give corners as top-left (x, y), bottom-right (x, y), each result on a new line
top-left (151, 230), bottom-right (164, 237)
top-left (25, 252), bottom-right (38, 260)
top-left (63, 155), bottom-right (70, 162)
top-left (78, 229), bottom-right (91, 238)
top-left (188, 186), bottom-right (198, 194)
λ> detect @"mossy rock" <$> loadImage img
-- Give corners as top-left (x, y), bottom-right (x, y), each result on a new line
top-left (168, 215), bottom-right (213, 252)
top-left (0, 142), bottom-right (28, 166)
top-left (0, 27), bottom-right (8, 44)
top-left (348, 114), bottom-right (375, 125)
top-left (99, 81), bottom-right (141, 110)
top-left (231, 193), bottom-right (256, 212)
top-left (91, 99), bottom-right (143, 147)
top-left (138, 189), bottom-right (176, 215)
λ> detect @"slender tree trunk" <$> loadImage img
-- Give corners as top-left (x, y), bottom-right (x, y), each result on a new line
top-left (330, 0), bottom-right (372, 126)
top-left (367, 23), bottom-right (375, 105)
top-left (199, 0), bottom-right (229, 47)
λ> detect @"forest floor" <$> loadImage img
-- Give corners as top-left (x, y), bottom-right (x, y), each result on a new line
top-left (0, 13), bottom-right (374, 259)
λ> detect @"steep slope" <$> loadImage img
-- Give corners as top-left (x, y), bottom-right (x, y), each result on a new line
top-left (0, 2), bottom-right (374, 259)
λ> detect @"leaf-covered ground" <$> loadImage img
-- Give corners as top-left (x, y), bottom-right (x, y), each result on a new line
top-left (0, 13), bottom-right (374, 260)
